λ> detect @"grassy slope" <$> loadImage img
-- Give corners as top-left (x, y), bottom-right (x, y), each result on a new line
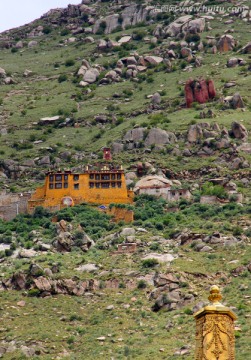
top-left (0, 1), bottom-right (251, 358)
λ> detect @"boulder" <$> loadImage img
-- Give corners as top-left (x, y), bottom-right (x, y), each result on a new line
top-left (227, 58), bottom-right (244, 67)
top-left (15, 41), bottom-right (23, 49)
top-left (23, 69), bottom-right (33, 77)
top-left (105, 70), bottom-right (119, 81)
top-left (120, 228), bottom-right (135, 236)
top-left (180, 47), bottom-right (192, 58)
top-left (38, 156), bottom-right (50, 165)
top-left (187, 124), bottom-right (204, 143)
top-left (33, 276), bottom-right (52, 292)
top-left (83, 68), bottom-right (99, 83)
top-left (4, 77), bottom-right (15, 85)
top-left (241, 41), bottom-right (251, 54)
top-left (126, 56), bottom-right (137, 65)
top-left (0, 67), bottom-right (6, 78)
top-left (123, 127), bottom-right (145, 142)
top-left (230, 122), bottom-right (248, 140)
top-left (231, 93), bottom-right (245, 109)
top-left (185, 18), bottom-right (205, 34)
top-left (143, 253), bottom-right (175, 263)
top-left (112, 142), bottom-right (124, 153)
top-left (29, 263), bottom-right (44, 277)
top-left (93, 14), bottom-right (119, 34)
top-left (118, 36), bottom-right (131, 44)
top-left (97, 39), bottom-right (107, 50)
top-left (76, 264), bottom-right (98, 272)
top-left (144, 128), bottom-right (177, 146)
top-left (217, 35), bottom-right (235, 52)
top-left (28, 40), bottom-right (38, 48)
top-left (84, 36), bottom-right (94, 43)
top-left (19, 249), bottom-right (37, 258)
top-left (151, 92), bottom-right (161, 104)
top-left (164, 15), bottom-right (193, 37)
top-left (144, 56), bottom-right (163, 65)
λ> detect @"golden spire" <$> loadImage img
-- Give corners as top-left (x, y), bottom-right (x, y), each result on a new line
top-left (208, 285), bottom-right (223, 305)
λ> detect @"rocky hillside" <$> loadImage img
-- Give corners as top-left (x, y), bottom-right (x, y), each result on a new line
top-left (0, 0), bottom-right (250, 359)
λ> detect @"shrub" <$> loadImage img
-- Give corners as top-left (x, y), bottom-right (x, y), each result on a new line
top-left (58, 74), bottom-right (67, 83)
top-left (149, 242), bottom-right (161, 251)
top-left (65, 59), bottom-right (75, 67)
top-left (43, 26), bottom-right (52, 34)
top-left (137, 280), bottom-right (147, 289)
top-left (60, 29), bottom-right (70, 36)
top-left (28, 289), bottom-right (40, 297)
top-left (142, 258), bottom-right (159, 268)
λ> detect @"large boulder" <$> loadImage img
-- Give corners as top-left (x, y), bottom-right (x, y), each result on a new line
top-left (184, 18), bottom-right (205, 34)
top-left (83, 68), bottom-right (99, 83)
top-left (123, 127), bottom-right (145, 142)
top-left (217, 35), bottom-right (235, 52)
top-left (144, 128), bottom-right (177, 146)
top-left (164, 15), bottom-right (192, 37)
top-left (163, 16), bottom-right (205, 37)
top-left (231, 93), bottom-right (245, 109)
top-left (230, 122), bottom-right (248, 140)
top-left (187, 124), bottom-right (203, 143)
top-left (144, 56), bottom-right (163, 65)
top-left (28, 40), bottom-right (38, 48)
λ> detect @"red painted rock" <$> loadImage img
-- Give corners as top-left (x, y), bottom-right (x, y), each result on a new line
top-left (185, 79), bottom-right (194, 108)
top-left (207, 79), bottom-right (216, 99)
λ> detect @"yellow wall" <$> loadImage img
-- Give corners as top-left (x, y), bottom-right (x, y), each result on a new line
top-left (28, 170), bottom-right (134, 212)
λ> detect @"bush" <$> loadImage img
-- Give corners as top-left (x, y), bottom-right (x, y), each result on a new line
top-left (60, 29), bottom-right (70, 36)
top-left (149, 242), bottom-right (161, 251)
top-left (142, 258), bottom-right (159, 268)
top-left (28, 288), bottom-right (40, 297)
top-left (43, 26), bottom-right (52, 34)
top-left (201, 182), bottom-right (228, 200)
top-left (58, 74), bottom-right (67, 83)
top-left (65, 59), bottom-right (75, 67)
top-left (137, 280), bottom-right (147, 289)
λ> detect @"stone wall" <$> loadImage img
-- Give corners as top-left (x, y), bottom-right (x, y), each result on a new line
top-left (0, 192), bottom-right (30, 221)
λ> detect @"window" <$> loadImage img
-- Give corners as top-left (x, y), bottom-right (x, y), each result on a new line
top-left (95, 174), bottom-right (100, 180)
top-left (96, 183), bottom-right (100, 188)
top-left (111, 174), bottom-right (115, 180)
top-left (101, 174), bottom-right (110, 180)
top-left (55, 174), bottom-right (62, 181)
top-left (117, 182), bottom-right (121, 188)
top-left (101, 182), bottom-right (109, 188)
top-left (89, 182), bottom-right (94, 188)
top-left (117, 174), bottom-right (121, 180)
top-left (74, 183), bottom-right (79, 190)
top-left (73, 175), bottom-right (79, 181)
top-left (55, 183), bottom-right (62, 189)
top-left (64, 183), bottom-right (68, 189)
top-left (64, 175), bottom-right (68, 181)
top-left (89, 174), bottom-right (94, 180)
top-left (111, 182), bottom-right (116, 188)
top-left (49, 183), bottom-right (54, 189)
top-left (49, 175), bottom-right (54, 182)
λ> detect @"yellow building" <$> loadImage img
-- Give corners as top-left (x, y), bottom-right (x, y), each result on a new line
top-left (28, 165), bottom-right (134, 212)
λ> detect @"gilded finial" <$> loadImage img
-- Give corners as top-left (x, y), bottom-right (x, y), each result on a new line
top-left (208, 285), bottom-right (223, 305)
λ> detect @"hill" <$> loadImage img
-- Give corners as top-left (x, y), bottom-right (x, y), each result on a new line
top-left (0, 0), bottom-right (250, 358)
